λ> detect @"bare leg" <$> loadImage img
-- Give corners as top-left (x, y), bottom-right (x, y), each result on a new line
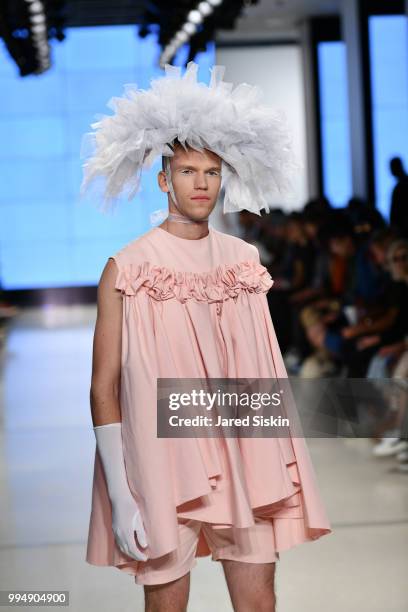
top-left (221, 560), bottom-right (277, 612)
top-left (144, 571), bottom-right (191, 612)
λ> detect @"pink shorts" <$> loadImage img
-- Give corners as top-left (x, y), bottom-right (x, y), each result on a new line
top-left (134, 517), bottom-right (280, 586)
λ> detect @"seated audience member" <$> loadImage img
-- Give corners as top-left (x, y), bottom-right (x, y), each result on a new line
top-left (273, 212), bottom-right (316, 291)
top-left (345, 196), bottom-right (386, 237)
top-left (268, 211), bottom-right (317, 354)
top-left (298, 217), bottom-right (400, 377)
top-left (370, 338), bottom-right (408, 470)
top-left (355, 240), bottom-right (408, 362)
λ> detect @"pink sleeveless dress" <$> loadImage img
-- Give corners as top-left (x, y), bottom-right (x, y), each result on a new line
top-left (86, 225), bottom-right (332, 576)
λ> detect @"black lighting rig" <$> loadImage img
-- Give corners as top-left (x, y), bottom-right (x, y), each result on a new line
top-left (139, 0), bottom-right (259, 67)
top-left (0, 0), bottom-right (259, 76)
top-left (0, 0), bottom-right (66, 76)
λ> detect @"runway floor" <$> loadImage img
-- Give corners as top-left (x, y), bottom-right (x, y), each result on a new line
top-left (0, 305), bottom-right (407, 611)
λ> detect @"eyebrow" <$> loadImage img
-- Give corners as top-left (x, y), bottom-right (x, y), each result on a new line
top-left (175, 164), bottom-right (221, 171)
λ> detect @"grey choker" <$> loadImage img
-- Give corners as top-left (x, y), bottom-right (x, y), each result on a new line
top-left (167, 211), bottom-right (209, 224)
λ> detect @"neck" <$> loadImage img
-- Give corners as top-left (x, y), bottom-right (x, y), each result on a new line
top-left (160, 216), bottom-right (210, 240)
top-left (167, 211), bottom-right (208, 224)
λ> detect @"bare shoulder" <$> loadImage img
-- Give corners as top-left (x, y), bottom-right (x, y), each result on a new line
top-left (96, 230), bottom-right (153, 303)
top-left (99, 257), bottom-right (119, 289)
top-left (96, 258), bottom-right (122, 311)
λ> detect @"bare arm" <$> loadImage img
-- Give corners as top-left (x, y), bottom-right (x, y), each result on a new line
top-left (90, 258), bottom-right (122, 426)
top-left (341, 306), bottom-right (399, 339)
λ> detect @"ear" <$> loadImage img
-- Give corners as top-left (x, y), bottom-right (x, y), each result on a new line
top-left (157, 170), bottom-right (169, 194)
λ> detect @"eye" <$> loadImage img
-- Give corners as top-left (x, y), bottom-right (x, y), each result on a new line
top-left (208, 170), bottom-right (221, 176)
top-left (180, 169), bottom-right (193, 174)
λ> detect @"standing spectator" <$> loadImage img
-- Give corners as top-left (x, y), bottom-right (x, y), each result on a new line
top-left (389, 157), bottom-right (408, 238)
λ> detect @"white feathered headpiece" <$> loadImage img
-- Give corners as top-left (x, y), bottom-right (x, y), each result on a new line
top-left (80, 61), bottom-right (300, 216)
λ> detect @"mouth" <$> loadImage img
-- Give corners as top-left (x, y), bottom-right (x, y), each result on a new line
top-left (191, 196), bottom-right (210, 201)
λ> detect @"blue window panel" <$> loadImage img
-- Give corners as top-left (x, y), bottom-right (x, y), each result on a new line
top-left (317, 42), bottom-right (352, 207)
top-left (0, 71), bottom-right (65, 115)
top-left (0, 159), bottom-right (69, 200)
top-left (0, 242), bottom-right (72, 289)
top-left (66, 112), bottom-right (104, 157)
top-left (0, 39), bottom-right (15, 75)
top-left (125, 66), bottom-right (164, 91)
top-left (64, 26), bottom-right (138, 71)
top-left (65, 70), bottom-right (142, 113)
top-left (369, 15), bottom-right (408, 220)
top-left (50, 37), bottom-right (67, 70)
top-left (321, 120), bottom-right (352, 206)
top-left (67, 154), bottom-right (96, 198)
top-left (70, 238), bottom-right (138, 285)
top-left (371, 60), bottom-right (408, 108)
top-left (0, 116), bottom-right (66, 158)
top-left (137, 31), bottom-right (162, 67)
top-left (72, 191), bottom-right (144, 241)
top-left (0, 202), bottom-right (71, 245)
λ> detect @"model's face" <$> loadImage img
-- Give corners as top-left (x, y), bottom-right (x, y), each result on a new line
top-left (158, 145), bottom-right (222, 221)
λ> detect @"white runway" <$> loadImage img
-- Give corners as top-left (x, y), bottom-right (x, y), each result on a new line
top-left (0, 305), bottom-right (407, 611)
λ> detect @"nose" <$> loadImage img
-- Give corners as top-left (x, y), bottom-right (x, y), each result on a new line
top-left (194, 171), bottom-right (208, 189)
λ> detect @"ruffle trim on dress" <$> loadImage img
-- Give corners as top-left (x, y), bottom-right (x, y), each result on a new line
top-left (114, 259), bottom-right (274, 303)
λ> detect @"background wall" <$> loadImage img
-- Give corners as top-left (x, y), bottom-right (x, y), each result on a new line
top-left (216, 44), bottom-right (309, 212)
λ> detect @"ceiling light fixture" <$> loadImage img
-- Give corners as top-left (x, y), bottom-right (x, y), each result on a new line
top-left (23, 0), bottom-right (50, 73)
top-left (159, 0), bottom-right (225, 68)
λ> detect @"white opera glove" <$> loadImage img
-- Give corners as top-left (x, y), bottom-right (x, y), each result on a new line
top-left (93, 422), bottom-right (148, 562)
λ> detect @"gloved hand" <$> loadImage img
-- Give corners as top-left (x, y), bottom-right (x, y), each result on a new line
top-left (93, 422), bottom-right (148, 561)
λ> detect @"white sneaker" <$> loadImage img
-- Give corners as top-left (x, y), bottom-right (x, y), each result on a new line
top-left (396, 459), bottom-right (408, 473)
top-left (372, 437), bottom-right (408, 457)
top-left (396, 449), bottom-right (408, 462)
top-left (284, 349), bottom-right (301, 371)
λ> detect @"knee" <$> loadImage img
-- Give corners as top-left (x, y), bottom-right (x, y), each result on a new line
top-left (233, 582), bottom-right (276, 612)
top-left (257, 597), bottom-right (276, 612)
top-left (240, 594), bottom-right (276, 612)
top-left (144, 574), bottom-right (190, 612)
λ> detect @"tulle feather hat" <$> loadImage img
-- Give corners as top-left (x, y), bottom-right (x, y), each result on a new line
top-left (80, 61), bottom-right (300, 216)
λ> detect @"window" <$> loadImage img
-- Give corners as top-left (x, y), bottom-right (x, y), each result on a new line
top-left (317, 41), bottom-right (352, 207)
top-left (369, 14), bottom-right (408, 220)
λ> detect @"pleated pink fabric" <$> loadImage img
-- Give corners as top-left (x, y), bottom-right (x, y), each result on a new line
top-left (86, 225), bottom-right (332, 576)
